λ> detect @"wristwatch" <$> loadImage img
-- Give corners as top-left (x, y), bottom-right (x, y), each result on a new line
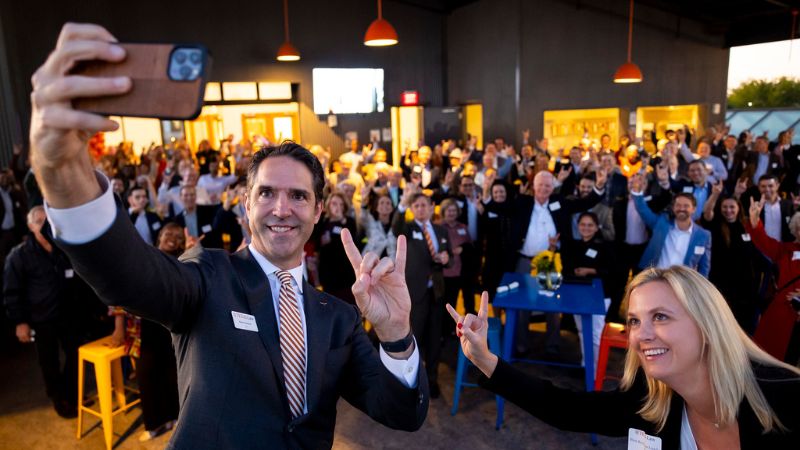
top-left (380, 330), bottom-right (414, 353)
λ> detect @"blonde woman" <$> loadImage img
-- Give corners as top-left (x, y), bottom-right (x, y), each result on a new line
top-left (447, 266), bottom-right (800, 448)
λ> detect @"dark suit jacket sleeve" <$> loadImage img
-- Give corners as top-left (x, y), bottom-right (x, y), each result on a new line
top-left (55, 204), bottom-right (205, 333)
top-left (479, 359), bottom-right (646, 436)
top-left (3, 244), bottom-right (28, 324)
top-left (338, 304), bottom-right (428, 431)
top-left (391, 208), bottom-right (408, 237)
top-left (562, 190), bottom-right (600, 214)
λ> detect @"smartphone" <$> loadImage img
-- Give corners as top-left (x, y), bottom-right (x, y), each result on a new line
top-left (72, 43), bottom-right (211, 120)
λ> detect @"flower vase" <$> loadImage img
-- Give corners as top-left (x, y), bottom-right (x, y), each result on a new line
top-left (536, 271), bottom-right (563, 292)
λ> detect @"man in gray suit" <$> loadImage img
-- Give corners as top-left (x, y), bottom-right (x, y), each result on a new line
top-left (30, 23), bottom-right (427, 449)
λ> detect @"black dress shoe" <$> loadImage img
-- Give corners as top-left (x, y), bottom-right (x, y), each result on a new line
top-left (430, 382), bottom-right (441, 399)
top-left (53, 399), bottom-right (77, 419)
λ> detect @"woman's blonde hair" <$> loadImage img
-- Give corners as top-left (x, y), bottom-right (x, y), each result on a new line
top-left (620, 266), bottom-right (800, 432)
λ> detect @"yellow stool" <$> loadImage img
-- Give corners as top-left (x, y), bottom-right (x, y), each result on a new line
top-left (77, 336), bottom-right (140, 450)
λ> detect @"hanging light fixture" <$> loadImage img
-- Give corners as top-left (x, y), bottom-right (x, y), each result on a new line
top-left (277, 0), bottom-right (300, 61)
top-left (614, 0), bottom-right (643, 83)
top-left (364, 0), bottom-right (398, 47)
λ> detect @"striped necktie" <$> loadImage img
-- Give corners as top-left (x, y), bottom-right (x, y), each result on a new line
top-left (275, 270), bottom-right (306, 419)
top-left (422, 223), bottom-right (436, 257)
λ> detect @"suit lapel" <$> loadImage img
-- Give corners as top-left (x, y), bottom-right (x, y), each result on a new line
top-left (230, 248), bottom-right (286, 389)
top-left (301, 281), bottom-right (333, 414)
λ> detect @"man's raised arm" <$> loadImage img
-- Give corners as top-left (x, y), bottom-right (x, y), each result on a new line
top-left (30, 23), bottom-right (131, 211)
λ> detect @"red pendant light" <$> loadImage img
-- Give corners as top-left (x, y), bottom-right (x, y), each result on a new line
top-left (614, 0), bottom-right (643, 83)
top-left (364, 0), bottom-right (398, 47)
top-left (277, 0), bottom-right (300, 61)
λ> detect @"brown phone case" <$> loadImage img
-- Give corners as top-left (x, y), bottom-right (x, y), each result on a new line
top-left (72, 43), bottom-right (210, 120)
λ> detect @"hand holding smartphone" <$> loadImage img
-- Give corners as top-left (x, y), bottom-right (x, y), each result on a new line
top-left (72, 43), bottom-right (211, 120)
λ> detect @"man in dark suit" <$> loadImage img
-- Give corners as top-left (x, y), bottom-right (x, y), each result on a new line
top-left (669, 160), bottom-right (713, 222)
top-left (30, 24), bottom-right (427, 449)
top-left (742, 174), bottom-right (794, 242)
top-left (509, 169), bottom-right (607, 355)
top-left (713, 134), bottom-right (748, 193)
top-left (127, 185), bottom-right (163, 246)
top-left (608, 167), bottom-right (672, 322)
top-left (747, 136), bottom-right (783, 184)
top-left (442, 174), bottom-right (481, 314)
top-left (168, 185), bottom-right (225, 249)
top-left (392, 191), bottom-right (451, 398)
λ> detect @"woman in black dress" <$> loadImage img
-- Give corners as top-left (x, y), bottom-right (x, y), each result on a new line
top-left (479, 180), bottom-right (516, 302)
top-left (560, 211), bottom-right (613, 368)
top-left (314, 192), bottom-right (357, 303)
top-left (701, 181), bottom-right (763, 334)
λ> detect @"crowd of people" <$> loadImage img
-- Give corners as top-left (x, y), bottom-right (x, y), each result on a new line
top-left (3, 118), bottom-right (800, 435)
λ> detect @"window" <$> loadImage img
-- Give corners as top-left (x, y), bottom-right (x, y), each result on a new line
top-left (312, 68), bottom-right (384, 114)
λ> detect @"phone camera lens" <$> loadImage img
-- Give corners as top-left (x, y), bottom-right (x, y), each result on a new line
top-left (189, 52), bottom-right (201, 64)
top-left (174, 51), bottom-right (187, 64)
top-left (179, 65), bottom-right (192, 79)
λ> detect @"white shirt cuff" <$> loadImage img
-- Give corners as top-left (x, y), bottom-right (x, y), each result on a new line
top-left (378, 337), bottom-right (420, 388)
top-left (44, 171), bottom-right (116, 244)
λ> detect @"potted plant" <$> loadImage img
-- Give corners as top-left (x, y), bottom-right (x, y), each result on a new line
top-left (530, 250), bottom-right (563, 291)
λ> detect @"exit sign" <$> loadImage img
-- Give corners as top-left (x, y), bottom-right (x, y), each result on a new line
top-left (401, 91), bottom-right (419, 105)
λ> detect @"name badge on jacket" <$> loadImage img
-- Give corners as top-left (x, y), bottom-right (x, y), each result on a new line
top-left (741, 233), bottom-right (751, 242)
top-left (332, 226), bottom-right (342, 235)
top-left (627, 428), bottom-right (661, 450)
top-left (151, 222), bottom-right (161, 231)
top-left (457, 200), bottom-right (465, 209)
top-left (548, 201), bottom-right (561, 211)
top-left (65, 269), bottom-right (74, 279)
top-left (202, 224), bottom-right (212, 234)
top-left (585, 248), bottom-right (598, 259)
top-left (457, 228), bottom-right (467, 236)
top-left (682, 186), bottom-right (693, 194)
top-left (772, 162), bottom-right (778, 168)
top-left (231, 311), bottom-right (259, 332)
top-left (488, 211), bottom-right (498, 219)
top-left (694, 246), bottom-right (705, 255)
top-left (412, 231), bottom-right (424, 240)
top-left (793, 251), bottom-right (800, 261)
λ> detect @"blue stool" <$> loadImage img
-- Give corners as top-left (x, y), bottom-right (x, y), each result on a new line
top-left (451, 317), bottom-right (504, 429)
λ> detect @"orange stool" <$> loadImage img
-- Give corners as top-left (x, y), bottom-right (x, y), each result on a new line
top-left (77, 336), bottom-right (140, 450)
top-left (594, 323), bottom-right (629, 391)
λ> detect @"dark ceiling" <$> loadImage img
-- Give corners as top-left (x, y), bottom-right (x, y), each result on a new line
top-left (639, 0), bottom-right (800, 46)
top-left (394, 0), bottom-right (800, 47)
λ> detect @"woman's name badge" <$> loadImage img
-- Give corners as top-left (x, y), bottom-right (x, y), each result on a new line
top-left (627, 428), bottom-right (661, 450)
top-left (793, 251), bottom-right (800, 261)
top-left (741, 233), bottom-right (751, 242)
top-left (585, 248), bottom-right (598, 258)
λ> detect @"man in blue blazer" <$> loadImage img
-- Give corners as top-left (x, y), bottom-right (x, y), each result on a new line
top-left (631, 176), bottom-right (711, 276)
top-left (29, 24), bottom-right (427, 449)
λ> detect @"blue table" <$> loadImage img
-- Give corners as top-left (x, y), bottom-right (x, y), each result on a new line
top-left (492, 272), bottom-right (606, 437)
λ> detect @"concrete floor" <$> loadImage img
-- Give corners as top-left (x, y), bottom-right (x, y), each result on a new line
top-left (0, 324), bottom-right (627, 449)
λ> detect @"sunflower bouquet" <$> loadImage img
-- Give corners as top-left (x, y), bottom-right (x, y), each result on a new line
top-left (530, 250), bottom-right (563, 291)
